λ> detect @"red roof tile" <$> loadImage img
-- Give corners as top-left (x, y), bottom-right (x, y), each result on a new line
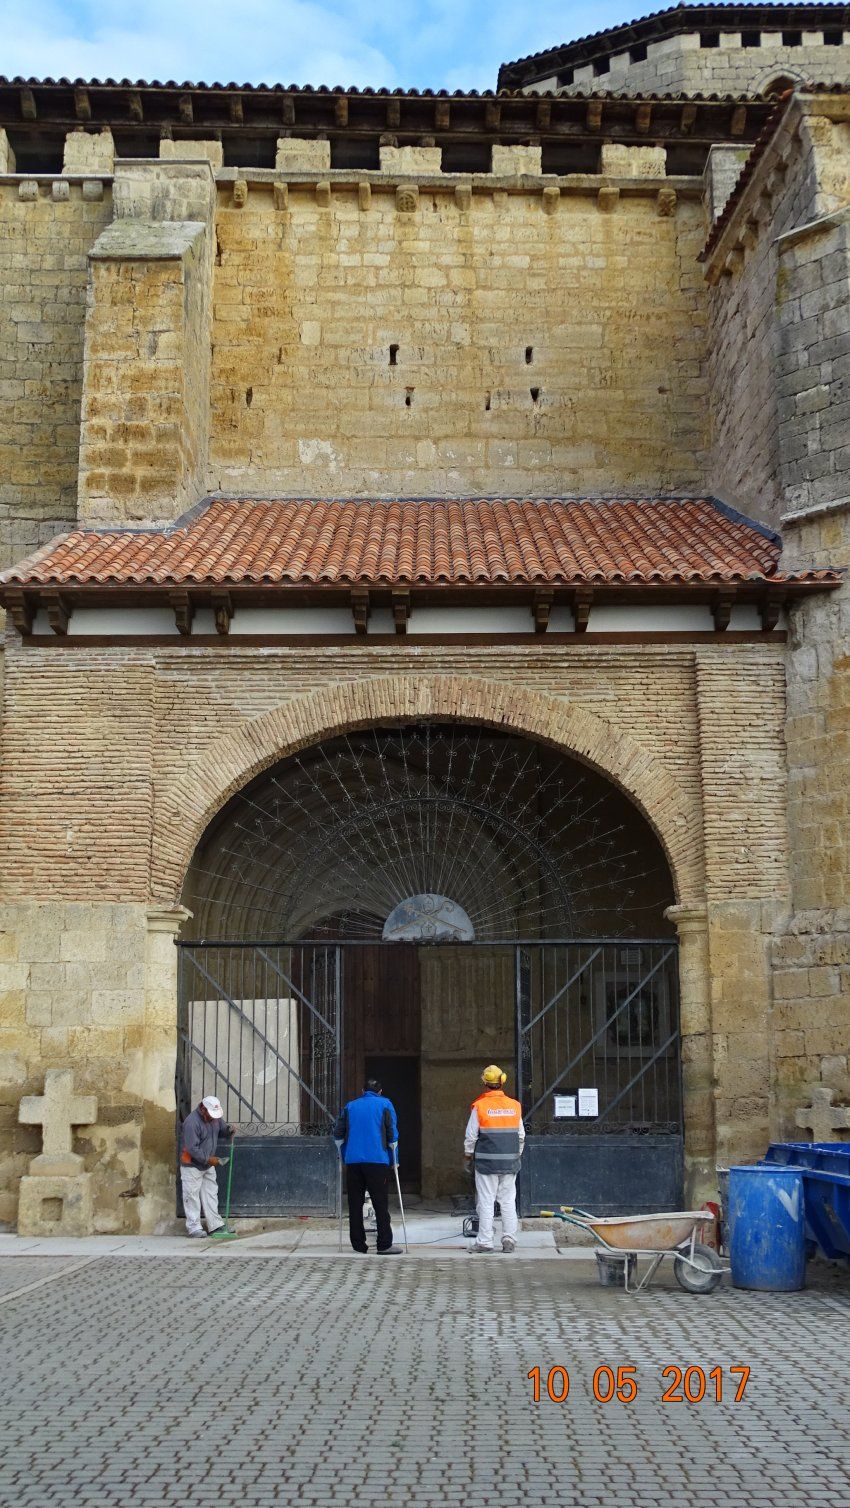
top-left (0, 496), bottom-right (834, 589)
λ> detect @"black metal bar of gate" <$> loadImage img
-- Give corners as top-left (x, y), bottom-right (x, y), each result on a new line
top-left (515, 940), bottom-right (683, 1215)
top-left (176, 937), bottom-right (682, 1219)
top-left (176, 942), bottom-right (343, 1217)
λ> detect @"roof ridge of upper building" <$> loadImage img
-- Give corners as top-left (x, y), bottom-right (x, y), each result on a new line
top-left (498, 3), bottom-right (850, 86)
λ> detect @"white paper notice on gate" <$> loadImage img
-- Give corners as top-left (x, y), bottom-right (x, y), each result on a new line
top-left (577, 1087), bottom-right (599, 1118)
top-left (553, 1094), bottom-right (577, 1118)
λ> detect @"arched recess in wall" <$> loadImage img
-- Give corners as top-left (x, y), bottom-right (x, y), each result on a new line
top-left (181, 722), bottom-right (678, 941)
top-left (758, 72), bottom-right (802, 96)
top-left (153, 675), bottom-right (705, 911)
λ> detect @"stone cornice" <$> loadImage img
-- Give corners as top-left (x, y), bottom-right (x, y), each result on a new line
top-left (701, 95), bottom-right (803, 280)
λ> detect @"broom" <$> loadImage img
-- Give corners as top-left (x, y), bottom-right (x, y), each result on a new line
top-left (209, 1133), bottom-right (238, 1240)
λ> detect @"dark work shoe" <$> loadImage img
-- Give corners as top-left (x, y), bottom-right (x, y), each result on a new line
top-left (376, 1245), bottom-right (403, 1255)
top-left (186, 1230), bottom-right (208, 1239)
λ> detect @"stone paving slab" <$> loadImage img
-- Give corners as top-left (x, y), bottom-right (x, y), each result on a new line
top-left (0, 1251), bottom-right (848, 1506)
top-left (0, 1215), bottom-right (560, 1259)
top-left (0, 1256), bottom-right (80, 1300)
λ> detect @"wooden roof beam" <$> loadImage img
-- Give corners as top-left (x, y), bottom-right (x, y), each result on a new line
top-left (532, 589), bottom-right (554, 635)
top-left (573, 588), bottom-right (593, 633)
top-left (211, 589), bottom-right (233, 636)
top-left (4, 587), bottom-right (34, 636)
top-left (351, 588), bottom-right (370, 636)
top-left (392, 589), bottom-right (410, 636)
top-left (435, 99), bottom-right (450, 130)
top-left (170, 589), bottom-right (194, 636)
top-left (44, 590), bottom-right (69, 636)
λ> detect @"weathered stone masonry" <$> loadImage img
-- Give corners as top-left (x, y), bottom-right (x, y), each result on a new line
top-left (0, 50), bottom-right (848, 1231)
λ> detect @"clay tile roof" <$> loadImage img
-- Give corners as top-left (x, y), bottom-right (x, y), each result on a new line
top-left (0, 497), bottom-right (838, 591)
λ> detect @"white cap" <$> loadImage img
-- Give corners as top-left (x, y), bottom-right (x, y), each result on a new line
top-left (201, 1095), bottom-right (224, 1119)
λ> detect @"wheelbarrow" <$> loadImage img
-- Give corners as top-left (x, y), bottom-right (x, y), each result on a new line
top-left (540, 1206), bottom-right (727, 1295)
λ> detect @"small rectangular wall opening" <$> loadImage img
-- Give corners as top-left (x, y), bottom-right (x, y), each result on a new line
top-left (41, 1197), bottom-right (63, 1222)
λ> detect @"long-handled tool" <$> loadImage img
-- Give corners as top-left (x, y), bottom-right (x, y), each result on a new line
top-left (390, 1143), bottom-right (408, 1253)
top-left (209, 1133), bottom-right (238, 1240)
top-left (334, 1138), bottom-right (344, 1251)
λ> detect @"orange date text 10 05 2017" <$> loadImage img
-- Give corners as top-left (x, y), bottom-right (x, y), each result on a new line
top-left (527, 1365), bottom-right (751, 1403)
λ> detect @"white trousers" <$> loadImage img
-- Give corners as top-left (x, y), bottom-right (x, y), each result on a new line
top-left (181, 1165), bottom-right (224, 1235)
top-left (475, 1171), bottom-right (518, 1248)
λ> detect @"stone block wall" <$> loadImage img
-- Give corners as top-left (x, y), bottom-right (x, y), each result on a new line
top-left (775, 208), bottom-right (850, 513)
top-left (532, 31), bottom-right (850, 96)
top-left (772, 505), bottom-right (850, 1131)
top-left (0, 177), bottom-right (112, 570)
top-left (209, 179), bottom-right (709, 499)
top-left (77, 159), bottom-right (216, 526)
top-left (703, 92), bottom-right (850, 1139)
top-left (77, 221), bottom-right (210, 526)
top-left (0, 900), bottom-right (181, 1232)
top-left (705, 99), bottom-right (850, 532)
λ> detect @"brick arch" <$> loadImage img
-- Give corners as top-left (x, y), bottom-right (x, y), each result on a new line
top-left (153, 674), bottom-right (703, 905)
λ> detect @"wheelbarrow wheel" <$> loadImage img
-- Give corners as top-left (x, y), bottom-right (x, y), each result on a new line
top-left (673, 1242), bottom-right (723, 1294)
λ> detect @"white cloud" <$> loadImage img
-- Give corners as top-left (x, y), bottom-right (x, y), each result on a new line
top-left (0, 0), bottom-right (398, 87)
top-left (0, 0), bottom-right (635, 89)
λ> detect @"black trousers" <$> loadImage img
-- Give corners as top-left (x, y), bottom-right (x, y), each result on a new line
top-left (346, 1163), bottom-right (394, 1252)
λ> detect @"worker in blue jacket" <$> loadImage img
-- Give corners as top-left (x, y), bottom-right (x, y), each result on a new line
top-left (334, 1078), bottom-right (402, 1255)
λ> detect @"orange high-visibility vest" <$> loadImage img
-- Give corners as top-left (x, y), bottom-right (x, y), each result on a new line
top-left (472, 1089), bottom-right (523, 1174)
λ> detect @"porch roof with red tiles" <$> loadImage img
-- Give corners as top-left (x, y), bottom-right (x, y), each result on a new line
top-left (0, 496), bottom-right (837, 589)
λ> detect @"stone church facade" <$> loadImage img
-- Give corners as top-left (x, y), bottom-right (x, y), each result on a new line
top-left (0, 6), bottom-right (847, 1233)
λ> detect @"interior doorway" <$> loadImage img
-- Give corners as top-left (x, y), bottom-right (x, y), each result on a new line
top-left (365, 1055), bottom-right (421, 1191)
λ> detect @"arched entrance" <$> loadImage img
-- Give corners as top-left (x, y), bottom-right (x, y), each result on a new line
top-left (176, 720), bottom-right (682, 1216)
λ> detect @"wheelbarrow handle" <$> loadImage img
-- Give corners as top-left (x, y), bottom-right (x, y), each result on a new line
top-left (538, 1206), bottom-right (594, 1219)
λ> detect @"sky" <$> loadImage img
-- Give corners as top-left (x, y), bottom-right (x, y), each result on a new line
top-left (0, 0), bottom-right (647, 92)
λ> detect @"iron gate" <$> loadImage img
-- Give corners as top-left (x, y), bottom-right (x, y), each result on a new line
top-left (176, 942), bottom-right (342, 1216)
top-left (176, 937), bottom-right (682, 1219)
top-left (516, 940), bottom-right (682, 1215)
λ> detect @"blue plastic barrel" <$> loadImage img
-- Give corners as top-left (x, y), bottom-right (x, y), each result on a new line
top-left (728, 1164), bottom-right (806, 1292)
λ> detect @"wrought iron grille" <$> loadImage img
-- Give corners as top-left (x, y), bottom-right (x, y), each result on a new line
top-left (516, 941), bottom-right (682, 1136)
top-left (185, 724), bottom-right (672, 943)
top-left (176, 943), bottom-right (342, 1135)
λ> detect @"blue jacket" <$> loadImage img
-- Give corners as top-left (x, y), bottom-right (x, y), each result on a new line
top-left (335, 1091), bottom-right (399, 1166)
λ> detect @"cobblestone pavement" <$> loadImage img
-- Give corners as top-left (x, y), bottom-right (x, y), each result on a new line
top-left (0, 1253), bottom-right (849, 1507)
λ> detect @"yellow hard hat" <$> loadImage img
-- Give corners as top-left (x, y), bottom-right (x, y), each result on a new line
top-left (482, 1064), bottom-right (507, 1087)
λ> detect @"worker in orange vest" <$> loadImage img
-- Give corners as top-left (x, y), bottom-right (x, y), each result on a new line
top-left (464, 1064), bottom-right (525, 1253)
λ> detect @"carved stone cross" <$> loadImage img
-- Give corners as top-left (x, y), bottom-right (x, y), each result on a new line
top-left (795, 1086), bottom-right (850, 1144)
top-left (18, 1068), bottom-right (98, 1176)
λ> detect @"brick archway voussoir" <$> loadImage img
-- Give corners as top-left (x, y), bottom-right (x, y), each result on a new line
top-left (153, 674), bottom-right (701, 904)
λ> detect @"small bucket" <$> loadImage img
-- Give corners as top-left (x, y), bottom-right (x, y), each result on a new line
top-left (595, 1252), bottom-right (636, 1288)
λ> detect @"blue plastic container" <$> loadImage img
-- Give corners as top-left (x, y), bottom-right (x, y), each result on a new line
top-left (728, 1164), bottom-right (806, 1292)
top-left (763, 1142), bottom-right (850, 1263)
